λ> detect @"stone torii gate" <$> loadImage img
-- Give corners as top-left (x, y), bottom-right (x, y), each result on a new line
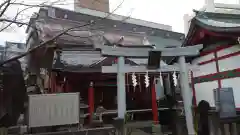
top-left (100, 44), bottom-right (203, 135)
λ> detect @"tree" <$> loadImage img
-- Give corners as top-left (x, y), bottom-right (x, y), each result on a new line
top-left (0, 0), bottom-right (127, 32)
top-left (0, 0), bottom-right (71, 32)
top-left (0, 0), bottom-right (127, 65)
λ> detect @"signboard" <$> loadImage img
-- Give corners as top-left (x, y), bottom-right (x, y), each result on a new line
top-left (28, 93), bottom-right (80, 127)
top-left (213, 87), bottom-right (236, 118)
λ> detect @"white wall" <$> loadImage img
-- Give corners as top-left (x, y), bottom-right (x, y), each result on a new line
top-left (216, 44), bottom-right (240, 107)
top-left (193, 62), bottom-right (216, 77)
top-left (217, 45), bottom-right (240, 72)
top-left (221, 78), bottom-right (240, 108)
top-left (191, 53), bottom-right (217, 106)
top-left (195, 81), bottom-right (218, 106)
top-left (217, 45), bottom-right (240, 57)
top-left (192, 52), bottom-right (216, 77)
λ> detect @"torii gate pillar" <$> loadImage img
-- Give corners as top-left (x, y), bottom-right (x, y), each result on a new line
top-left (179, 56), bottom-right (195, 135)
top-left (117, 56), bottom-right (126, 119)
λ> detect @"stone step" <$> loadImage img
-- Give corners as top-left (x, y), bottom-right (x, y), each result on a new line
top-left (80, 103), bottom-right (89, 109)
top-left (126, 121), bottom-right (153, 128)
top-left (152, 125), bottom-right (173, 135)
top-left (152, 124), bottom-right (161, 133)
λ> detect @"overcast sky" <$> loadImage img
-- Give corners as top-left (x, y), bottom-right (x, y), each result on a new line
top-left (0, 0), bottom-right (239, 45)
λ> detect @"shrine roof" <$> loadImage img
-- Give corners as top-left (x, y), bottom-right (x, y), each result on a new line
top-left (53, 54), bottom-right (139, 73)
top-left (26, 6), bottom-right (185, 71)
top-left (53, 50), bottom-right (170, 72)
top-left (183, 11), bottom-right (240, 46)
top-left (165, 11), bottom-right (240, 64)
top-left (26, 6), bottom-right (184, 49)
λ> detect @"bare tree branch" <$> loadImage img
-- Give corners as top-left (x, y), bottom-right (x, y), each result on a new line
top-left (0, 0), bottom-right (123, 32)
top-left (0, 0), bottom-right (11, 17)
top-left (0, 0), bottom-right (67, 32)
top-left (10, 0), bottom-right (67, 8)
top-left (0, 6), bottom-right (28, 31)
top-left (0, 0), bottom-right (126, 66)
top-left (0, 18), bottom-right (29, 26)
top-left (0, 20), bottom-right (13, 31)
top-left (0, 0), bottom-right (9, 10)
top-left (0, 23), bottom-right (93, 66)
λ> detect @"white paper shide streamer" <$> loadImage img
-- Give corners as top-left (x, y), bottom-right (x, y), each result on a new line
top-left (173, 71), bottom-right (177, 86)
top-left (144, 72), bottom-right (149, 88)
top-left (132, 72), bottom-right (137, 87)
top-left (159, 71), bottom-right (163, 86)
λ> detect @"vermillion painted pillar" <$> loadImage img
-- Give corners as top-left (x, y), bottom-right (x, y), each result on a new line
top-left (65, 79), bottom-right (71, 92)
top-left (117, 56), bottom-right (126, 119)
top-left (151, 81), bottom-right (159, 124)
top-left (179, 56), bottom-right (195, 135)
top-left (50, 73), bottom-right (56, 93)
top-left (88, 82), bottom-right (94, 122)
